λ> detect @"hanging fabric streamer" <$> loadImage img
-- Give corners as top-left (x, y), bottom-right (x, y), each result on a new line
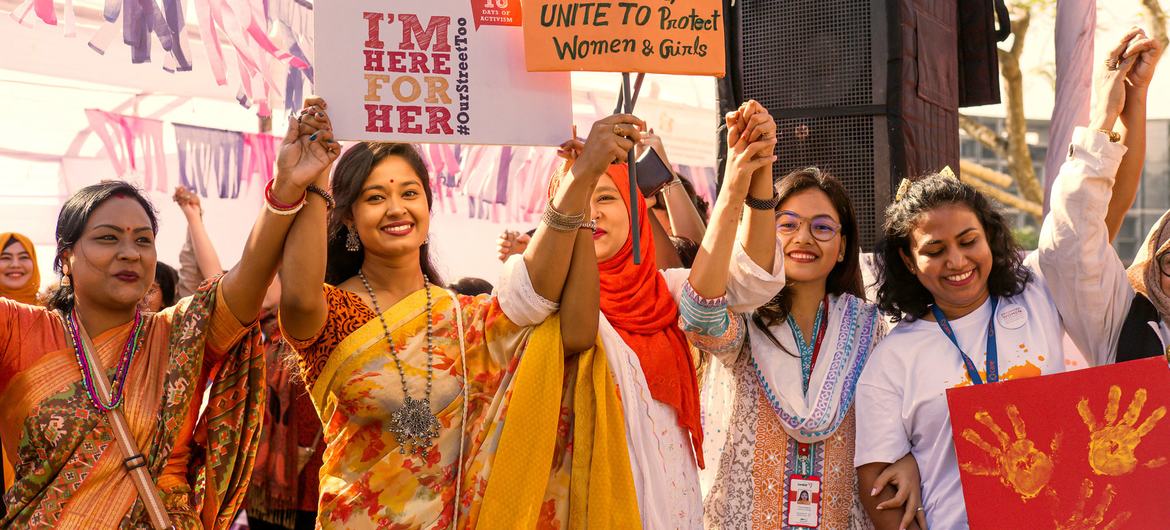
top-left (84, 110), bottom-right (169, 192)
top-left (193, 0), bottom-right (308, 94)
top-left (241, 132), bottom-right (279, 190)
top-left (174, 123), bottom-right (245, 199)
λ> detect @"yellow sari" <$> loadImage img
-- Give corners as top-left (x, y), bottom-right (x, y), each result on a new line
top-left (284, 284), bottom-right (638, 529)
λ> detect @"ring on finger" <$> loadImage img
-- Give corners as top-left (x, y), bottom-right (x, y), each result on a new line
top-left (916, 507), bottom-right (924, 512)
top-left (613, 124), bottom-right (626, 137)
top-left (1106, 57), bottom-right (1121, 71)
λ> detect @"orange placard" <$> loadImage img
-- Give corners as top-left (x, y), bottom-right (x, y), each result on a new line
top-left (947, 358), bottom-right (1170, 529)
top-left (521, 0), bottom-right (725, 76)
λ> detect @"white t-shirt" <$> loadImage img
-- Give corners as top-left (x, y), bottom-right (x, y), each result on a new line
top-left (854, 261), bottom-right (1071, 530)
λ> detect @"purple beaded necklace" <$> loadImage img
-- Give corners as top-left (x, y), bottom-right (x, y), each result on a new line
top-left (65, 308), bottom-right (145, 412)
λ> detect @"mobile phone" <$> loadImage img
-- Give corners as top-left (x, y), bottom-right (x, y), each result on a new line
top-left (635, 147), bottom-right (675, 198)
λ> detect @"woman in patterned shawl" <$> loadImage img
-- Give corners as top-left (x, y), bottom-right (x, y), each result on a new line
top-left (695, 166), bottom-right (926, 530)
top-left (277, 99), bottom-right (627, 529)
top-left (0, 113), bottom-right (337, 528)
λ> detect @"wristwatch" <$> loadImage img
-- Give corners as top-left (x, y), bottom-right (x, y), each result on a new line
top-left (745, 192), bottom-right (780, 211)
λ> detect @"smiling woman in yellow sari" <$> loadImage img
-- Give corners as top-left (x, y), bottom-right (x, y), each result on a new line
top-left (0, 113), bottom-right (338, 529)
top-left (278, 100), bottom-right (635, 529)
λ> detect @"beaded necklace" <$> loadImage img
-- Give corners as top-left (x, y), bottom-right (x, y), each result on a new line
top-left (359, 270), bottom-right (441, 457)
top-left (65, 308), bottom-right (145, 412)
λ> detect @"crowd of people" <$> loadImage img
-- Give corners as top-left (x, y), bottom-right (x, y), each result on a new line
top-left (0, 27), bottom-right (1166, 530)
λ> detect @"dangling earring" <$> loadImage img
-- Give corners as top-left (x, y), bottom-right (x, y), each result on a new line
top-left (346, 225), bottom-right (362, 252)
top-left (61, 275), bottom-right (71, 288)
top-left (424, 235), bottom-right (431, 245)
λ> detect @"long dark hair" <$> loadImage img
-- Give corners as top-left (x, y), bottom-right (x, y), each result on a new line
top-left (46, 181), bottom-right (159, 312)
top-left (326, 142), bottom-right (444, 286)
top-left (753, 168), bottom-right (865, 353)
top-left (874, 173), bottom-right (1030, 321)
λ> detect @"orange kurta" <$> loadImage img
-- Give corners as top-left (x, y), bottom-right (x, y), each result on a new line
top-left (0, 283), bottom-right (249, 529)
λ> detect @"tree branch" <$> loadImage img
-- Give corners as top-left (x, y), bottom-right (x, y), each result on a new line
top-left (1142, 0), bottom-right (1170, 49)
top-left (958, 114), bottom-right (1009, 159)
top-left (959, 160), bottom-right (1014, 189)
top-left (994, 4), bottom-right (1045, 205)
top-left (961, 162), bottom-right (1043, 220)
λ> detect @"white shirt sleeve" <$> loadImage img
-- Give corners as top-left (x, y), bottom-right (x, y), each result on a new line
top-left (726, 238), bottom-right (786, 313)
top-left (494, 253), bottom-right (559, 327)
top-left (660, 238), bottom-right (785, 314)
top-left (1037, 127), bottom-right (1133, 366)
top-left (854, 345), bottom-right (912, 467)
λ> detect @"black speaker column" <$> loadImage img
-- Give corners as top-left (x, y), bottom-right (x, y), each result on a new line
top-left (718, 0), bottom-right (962, 250)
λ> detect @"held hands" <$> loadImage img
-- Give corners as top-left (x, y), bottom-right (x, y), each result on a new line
top-left (570, 114), bottom-right (646, 182)
top-left (274, 97), bottom-right (342, 202)
top-left (1092, 28), bottom-right (1162, 131)
top-left (871, 453), bottom-right (928, 530)
top-left (723, 100), bottom-right (778, 198)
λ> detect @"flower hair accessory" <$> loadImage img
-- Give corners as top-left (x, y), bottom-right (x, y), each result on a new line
top-left (894, 165), bottom-right (957, 202)
top-left (894, 178), bottom-right (913, 202)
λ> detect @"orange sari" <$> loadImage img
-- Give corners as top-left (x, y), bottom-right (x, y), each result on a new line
top-left (0, 279), bottom-right (264, 529)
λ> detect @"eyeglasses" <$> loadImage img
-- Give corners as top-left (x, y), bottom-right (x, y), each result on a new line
top-left (775, 210), bottom-right (841, 242)
top-left (1158, 252), bottom-right (1170, 277)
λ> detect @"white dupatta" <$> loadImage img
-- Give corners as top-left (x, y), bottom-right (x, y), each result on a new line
top-left (747, 294), bottom-right (883, 444)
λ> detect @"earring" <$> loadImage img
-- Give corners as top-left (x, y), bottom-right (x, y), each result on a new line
top-left (60, 274), bottom-right (71, 288)
top-left (424, 235), bottom-right (431, 245)
top-left (346, 225), bottom-right (362, 252)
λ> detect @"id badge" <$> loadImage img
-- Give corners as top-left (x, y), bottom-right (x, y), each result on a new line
top-left (786, 475), bottom-right (821, 528)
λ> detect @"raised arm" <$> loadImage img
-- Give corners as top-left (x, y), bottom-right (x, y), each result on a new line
top-left (557, 226), bottom-right (600, 354)
top-left (688, 101), bottom-right (777, 298)
top-left (640, 130), bottom-right (707, 243)
top-left (231, 99), bottom-right (338, 331)
top-left (277, 100), bottom-right (335, 341)
top-left (174, 187), bottom-right (224, 288)
top-left (1038, 31), bottom-right (1155, 365)
top-left (523, 114), bottom-right (645, 302)
top-left (1105, 30), bottom-right (1162, 241)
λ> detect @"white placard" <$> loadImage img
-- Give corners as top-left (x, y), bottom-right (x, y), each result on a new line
top-left (315, 1), bottom-right (572, 146)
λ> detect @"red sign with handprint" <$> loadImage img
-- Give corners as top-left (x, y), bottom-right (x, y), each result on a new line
top-left (947, 357), bottom-right (1170, 529)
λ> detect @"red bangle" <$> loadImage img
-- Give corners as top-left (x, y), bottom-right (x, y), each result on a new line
top-left (265, 179), bottom-right (306, 211)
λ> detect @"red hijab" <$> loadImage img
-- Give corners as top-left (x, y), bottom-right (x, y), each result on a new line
top-left (557, 163), bottom-right (704, 468)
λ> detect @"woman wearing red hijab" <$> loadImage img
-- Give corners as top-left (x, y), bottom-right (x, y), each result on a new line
top-left (530, 103), bottom-right (782, 528)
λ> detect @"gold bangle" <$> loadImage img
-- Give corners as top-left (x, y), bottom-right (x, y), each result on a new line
top-left (542, 199), bottom-right (585, 232)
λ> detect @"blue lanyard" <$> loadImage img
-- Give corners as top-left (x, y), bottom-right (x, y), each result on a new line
top-left (930, 297), bottom-right (1000, 385)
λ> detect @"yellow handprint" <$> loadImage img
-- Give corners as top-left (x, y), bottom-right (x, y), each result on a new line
top-left (1077, 385), bottom-right (1167, 476)
top-left (959, 404), bottom-right (1059, 500)
top-left (1053, 479), bottom-right (1132, 530)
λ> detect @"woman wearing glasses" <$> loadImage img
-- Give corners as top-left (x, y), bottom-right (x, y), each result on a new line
top-left (697, 168), bottom-right (925, 530)
top-left (1038, 29), bottom-right (1169, 363)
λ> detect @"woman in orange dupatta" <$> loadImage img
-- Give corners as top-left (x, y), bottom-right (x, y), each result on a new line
top-left (0, 232), bottom-right (40, 306)
top-left (0, 231), bottom-right (41, 498)
top-left (0, 114), bottom-right (340, 529)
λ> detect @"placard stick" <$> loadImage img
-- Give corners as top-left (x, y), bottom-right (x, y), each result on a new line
top-left (610, 72), bottom-right (647, 264)
top-left (622, 72), bottom-right (641, 264)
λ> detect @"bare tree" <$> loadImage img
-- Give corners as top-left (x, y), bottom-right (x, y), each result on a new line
top-left (1141, 0), bottom-right (1170, 48)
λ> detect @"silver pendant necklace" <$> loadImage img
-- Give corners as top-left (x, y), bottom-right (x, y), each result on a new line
top-left (360, 270), bottom-right (441, 457)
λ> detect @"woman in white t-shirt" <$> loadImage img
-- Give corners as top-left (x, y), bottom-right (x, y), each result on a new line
top-left (853, 31), bottom-right (1161, 530)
